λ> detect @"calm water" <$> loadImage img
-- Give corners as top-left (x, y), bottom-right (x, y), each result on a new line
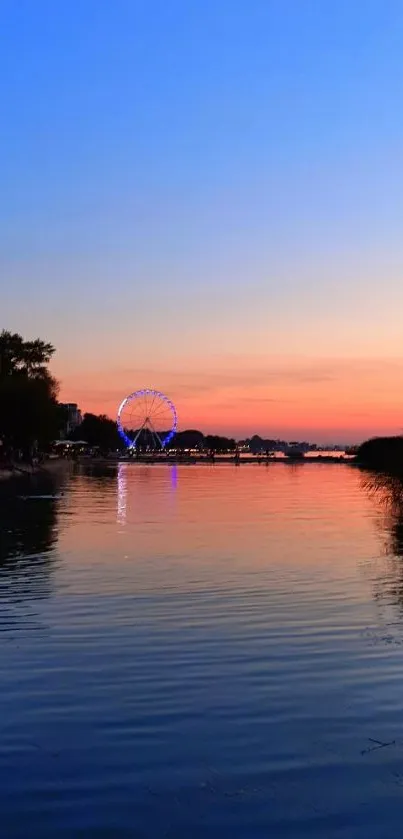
top-left (1, 463), bottom-right (403, 838)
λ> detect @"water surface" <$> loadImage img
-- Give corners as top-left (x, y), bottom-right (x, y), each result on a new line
top-left (1, 463), bottom-right (403, 838)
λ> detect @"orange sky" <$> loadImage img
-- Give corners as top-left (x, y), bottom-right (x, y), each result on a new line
top-left (56, 354), bottom-right (403, 444)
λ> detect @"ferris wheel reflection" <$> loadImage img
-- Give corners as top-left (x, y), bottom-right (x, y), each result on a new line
top-left (117, 461), bottom-right (178, 526)
top-left (117, 463), bottom-right (128, 526)
top-left (170, 464), bottom-right (178, 490)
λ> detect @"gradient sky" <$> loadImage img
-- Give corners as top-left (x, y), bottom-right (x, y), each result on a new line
top-left (2, 0), bottom-right (403, 443)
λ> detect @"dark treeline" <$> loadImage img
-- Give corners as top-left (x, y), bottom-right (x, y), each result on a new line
top-left (203, 435), bottom-right (236, 452)
top-left (356, 437), bottom-right (403, 473)
top-left (0, 330), bottom-right (62, 461)
top-left (71, 421), bottom-right (237, 453)
top-left (248, 434), bottom-right (289, 453)
top-left (167, 430), bottom-right (204, 449)
top-left (71, 413), bottom-right (125, 452)
top-left (166, 430), bottom-right (236, 452)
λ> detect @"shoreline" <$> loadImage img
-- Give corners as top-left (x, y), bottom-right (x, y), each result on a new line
top-left (76, 455), bottom-right (353, 466)
top-left (0, 458), bottom-right (69, 484)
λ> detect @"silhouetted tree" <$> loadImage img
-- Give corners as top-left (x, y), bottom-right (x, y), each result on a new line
top-left (72, 413), bottom-right (124, 452)
top-left (356, 436), bottom-right (403, 472)
top-left (249, 435), bottom-right (287, 453)
top-left (166, 430), bottom-right (204, 450)
top-left (0, 331), bottom-right (55, 379)
top-left (0, 330), bottom-right (59, 456)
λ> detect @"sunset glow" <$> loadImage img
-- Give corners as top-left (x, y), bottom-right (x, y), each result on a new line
top-left (56, 355), bottom-right (403, 443)
top-left (3, 1), bottom-right (403, 443)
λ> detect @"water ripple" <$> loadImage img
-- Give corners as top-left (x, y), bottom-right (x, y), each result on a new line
top-left (1, 464), bottom-right (403, 837)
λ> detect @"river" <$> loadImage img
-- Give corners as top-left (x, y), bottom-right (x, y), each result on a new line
top-left (1, 463), bottom-right (403, 838)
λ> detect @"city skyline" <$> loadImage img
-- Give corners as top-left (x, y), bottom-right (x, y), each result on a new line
top-left (2, 1), bottom-right (403, 443)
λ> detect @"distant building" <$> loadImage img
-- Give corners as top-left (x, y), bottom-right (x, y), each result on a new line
top-left (60, 403), bottom-right (82, 438)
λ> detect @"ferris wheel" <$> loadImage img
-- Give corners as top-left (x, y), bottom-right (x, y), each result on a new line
top-left (117, 389), bottom-right (177, 450)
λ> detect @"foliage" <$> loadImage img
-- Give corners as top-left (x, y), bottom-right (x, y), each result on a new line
top-left (204, 434), bottom-right (236, 452)
top-left (166, 429), bottom-right (204, 450)
top-left (72, 413), bottom-right (124, 452)
top-left (356, 436), bottom-right (403, 472)
top-left (0, 331), bottom-right (55, 380)
top-left (249, 434), bottom-right (287, 453)
top-left (0, 330), bottom-right (59, 454)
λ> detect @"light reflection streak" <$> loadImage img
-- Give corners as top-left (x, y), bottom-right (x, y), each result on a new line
top-left (117, 463), bottom-right (127, 526)
top-left (170, 464), bottom-right (178, 491)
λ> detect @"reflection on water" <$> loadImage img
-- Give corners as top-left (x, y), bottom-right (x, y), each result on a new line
top-left (117, 462), bottom-right (178, 527)
top-left (3, 464), bottom-right (403, 838)
top-left (362, 470), bottom-right (403, 557)
top-left (362, 470), bottom-right (403, 612)
top-left (170, 462), bottom-right (178, 490)
top-left (117, 462), bottom-right (127, 525)
top-left (0, 473), bottom-right (62, 604)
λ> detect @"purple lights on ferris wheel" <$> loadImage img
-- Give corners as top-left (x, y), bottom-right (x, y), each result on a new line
top-left (117, 388), bottom-right (178, 450)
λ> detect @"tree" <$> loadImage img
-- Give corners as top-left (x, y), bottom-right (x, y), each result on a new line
top-left (72, 413), bottom-right (124, 452)
top-left (0, 330), bottom-right (59, 456)
top-left (356, 436), bottom-right (403, 472)
top-left (166, 429), bottom-right (204, 450)
top-left (0, 331), bottom-right (55, 379)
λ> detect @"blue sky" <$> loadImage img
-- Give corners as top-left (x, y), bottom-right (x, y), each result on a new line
top-left (2, 1), bottom-right (403, 440)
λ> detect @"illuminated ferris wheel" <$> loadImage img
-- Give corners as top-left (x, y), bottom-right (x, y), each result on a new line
top-left (117, 389), bottom-right (177, 450)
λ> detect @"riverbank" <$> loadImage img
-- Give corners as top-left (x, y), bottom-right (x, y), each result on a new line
top-left (0, 458), bottom-right (69, 485)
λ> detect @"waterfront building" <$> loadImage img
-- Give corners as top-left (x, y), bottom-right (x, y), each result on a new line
top-left (60, 403), bottom-right (82, 437)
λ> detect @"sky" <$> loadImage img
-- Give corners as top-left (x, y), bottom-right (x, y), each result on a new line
top-left (2, 0), bottom-right (403, 443)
